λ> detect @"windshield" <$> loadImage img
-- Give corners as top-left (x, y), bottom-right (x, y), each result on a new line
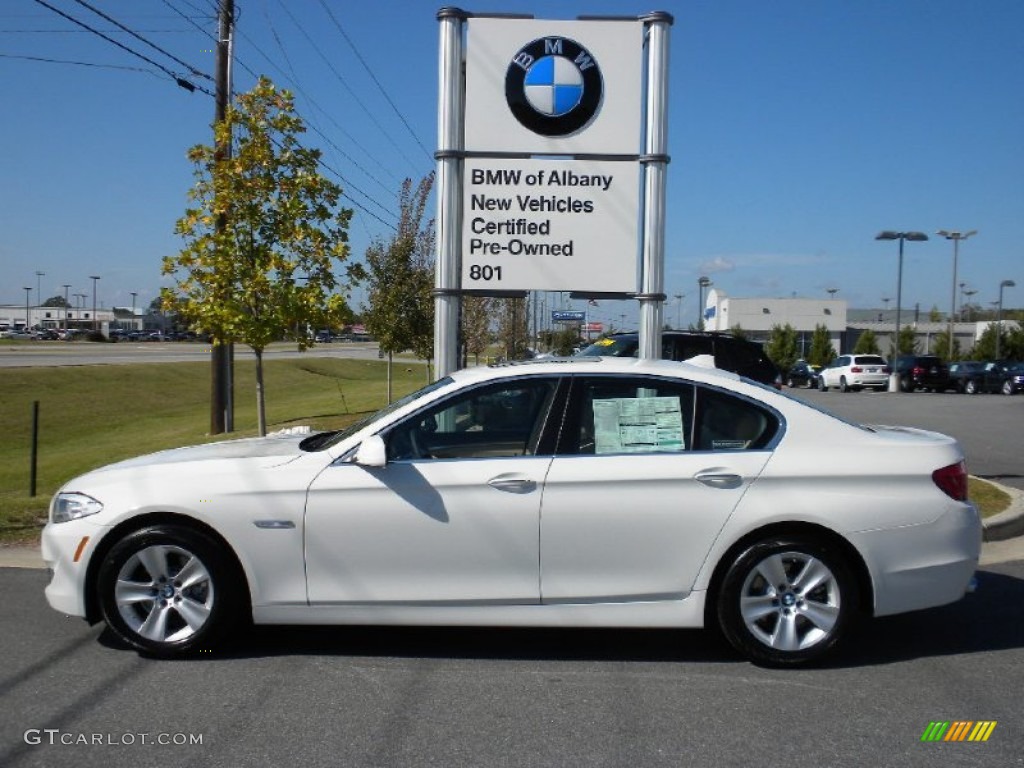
top-left (576, 336), bottom-right (639, 357)
top-left (300, 376), bottom-right (454, 451)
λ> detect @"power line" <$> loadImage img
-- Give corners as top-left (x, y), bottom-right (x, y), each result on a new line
top-left (68, 0), bottom-right (213, 81)
top-left (0, 52), bottom-right (162, 77)
top-left (31, 0), bottom-right (212, 95)
top-left (271, 0), bottom-right (424, 176)
top-left (314, 0), bottom-right (432, 163)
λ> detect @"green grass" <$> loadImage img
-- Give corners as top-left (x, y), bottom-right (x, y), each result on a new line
top-left (0, 357), bottom-right (427, 543)
top-left (0, 360), bottom-right (1014, 544)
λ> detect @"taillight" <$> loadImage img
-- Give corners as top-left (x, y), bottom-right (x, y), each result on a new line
top-left (851, 366), bottom-right (863, 373)
top-left (932, 461), bottom-right (968, 501)
top-left (882, 366), bottom-right (891, 374)
top-left (913, 366), bottom-right (925, 376)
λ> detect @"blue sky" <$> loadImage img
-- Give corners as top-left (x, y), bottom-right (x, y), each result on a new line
top-left (2, 0), bottom-right (1021, 330)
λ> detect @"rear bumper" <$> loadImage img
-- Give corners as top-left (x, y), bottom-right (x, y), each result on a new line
top-left (850, 502), bottom-right (982, 617)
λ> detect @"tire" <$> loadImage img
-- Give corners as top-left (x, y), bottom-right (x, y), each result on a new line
top-left (716, 536), bottom-right (857, 667)
top-left (96, 524), bottom-right (243, 657)
top-left (1003, 380), bottom-right (1015, 396)
top-left (839, 377), bottom-right (849, 393)
top-left (818, 377), bottom-right (828, 392)
top-left (900, 377), bottom-right (912, 393)
top-left (787, 377), bottom-right (795, 388)
top-left (965, 379), bottom-right (977, 395)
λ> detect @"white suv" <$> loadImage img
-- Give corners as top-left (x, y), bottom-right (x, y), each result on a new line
top-left (819, 355), bottom-right (891, 392)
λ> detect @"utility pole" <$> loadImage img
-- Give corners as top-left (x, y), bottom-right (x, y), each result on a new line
top-left (211, 0), bottom-right (235, 433)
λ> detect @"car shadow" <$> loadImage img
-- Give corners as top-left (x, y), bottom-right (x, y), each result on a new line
top-left (100, 565), bottom-right (1024, 668)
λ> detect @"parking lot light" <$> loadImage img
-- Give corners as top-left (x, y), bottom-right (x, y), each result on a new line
top-left (996, 279), bottom-right (1016, 359)
top-left (875, 231), bottom-right (929, 391)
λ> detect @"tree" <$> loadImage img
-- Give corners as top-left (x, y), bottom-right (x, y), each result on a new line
top-left (495, 297), bottom-right (529, 360)
top-left (765, 323), bottom-right (799, 375)
top-left (931, 329), bottom-right (960, 362)
top-left (730, 324), bottom-right (747, 339)
top-left (853, 329), bottom-right (880, 355)
top-left (363, 175), bottom-right (435, 401)
top-left (461, 296), bottom-right (493, 365)
top-left (42, 295), bottom-right (70, 308)
top-left (807, 324), bottom-right (835, 368)
top-left (163, 77), bottom-right (356, 436)
top-left (928, 305), bottom-right (943, 322)
top-left (972, 323), bottom-right (1007, 361)
top-left (896, 325), bottom-right (918, 356)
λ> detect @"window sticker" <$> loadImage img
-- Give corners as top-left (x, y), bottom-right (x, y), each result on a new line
top-left (592, 396), bottom-right (684, 454)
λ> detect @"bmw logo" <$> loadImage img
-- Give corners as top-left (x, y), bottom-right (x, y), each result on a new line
top-left (505, 37), bottom-right (603, 137)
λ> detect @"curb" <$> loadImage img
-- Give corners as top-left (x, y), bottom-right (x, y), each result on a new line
top-left (981, 480), bottom-right (1024, 542)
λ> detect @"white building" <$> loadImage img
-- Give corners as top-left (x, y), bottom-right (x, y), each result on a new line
top-left (0, 304), bottom-right (118, 333)
top-left (703, 289), bottom-right (846, 355)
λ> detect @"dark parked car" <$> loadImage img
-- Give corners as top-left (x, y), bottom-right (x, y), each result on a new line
top-left (951, 360), bottom-right (1024, 395)
top-left (786, 360), bottom-right (821, 388)
top-left (575, 331), bottom-right (781, 387)
top-left (894, 355), bottom-right (951, 392)
top-left (949, 361), bottom-right (987, 394)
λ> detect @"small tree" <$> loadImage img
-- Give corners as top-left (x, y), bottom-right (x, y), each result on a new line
top-left (42, 295), bottom-right (70, 308)
top-left (495, 297), bottom-right (529, 360)
top-left (896, 325), bottom-right (918, 356)
top-left (164, 77), bottom-right (356, 435)
top-left (931, 329), bottom-right (960, 362)
top-left (853, 329), bottom-right (881, 355)
top-left (765, 323), bottom-right (799, 375)
top-left (730, 324), bottom-right (747, 339)
top-left (461, 296), bottom-right (493, 365)
top-left (364, 175), bottom-right (436, 400)
top-left (807, 324), bottom-right (836, 368)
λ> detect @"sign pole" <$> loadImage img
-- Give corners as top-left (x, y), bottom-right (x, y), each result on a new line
top-left (434, 7), bottom-right (467, 379)
top-left (637, 13), bottom-right (673, 361)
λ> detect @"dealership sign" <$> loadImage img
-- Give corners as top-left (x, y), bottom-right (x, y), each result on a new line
top-left (552, 310), bottom-right (586, 322)
top-left (463, 158), bottom-right (638, 291)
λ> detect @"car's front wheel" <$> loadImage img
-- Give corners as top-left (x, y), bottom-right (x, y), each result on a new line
top-left (97, 525), bottom-right (243, 657)
top-left (717, 537), bottom-right (857, 666)
top-left (965, 379), bottom-right (977, 395)
top-left (1002, 380), bottom-right (1015, 396)
top-left (818, 377), bottom-right (828, 392)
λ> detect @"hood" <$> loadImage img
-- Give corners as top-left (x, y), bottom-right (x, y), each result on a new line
top-left (92, 433), bottom-right (308, 473)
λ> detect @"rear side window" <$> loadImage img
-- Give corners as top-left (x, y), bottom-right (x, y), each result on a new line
top-left (666, 336), bottom-right (714, 362)
top-left (693, 388), bottom-right (777, 451)
top-left (853, 356), bottom-right (887, 366)
top-left (577, 336), bottom-right (639, 357)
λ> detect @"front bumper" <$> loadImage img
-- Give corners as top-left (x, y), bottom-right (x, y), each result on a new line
top-left (41, 519), bottom-right (106, 618)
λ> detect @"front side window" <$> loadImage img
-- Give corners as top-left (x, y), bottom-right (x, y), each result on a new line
top-left (385, 378), bottom-right (559, 461)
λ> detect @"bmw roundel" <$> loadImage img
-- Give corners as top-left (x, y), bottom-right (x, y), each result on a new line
top-left (505, 37), bottom-right (604, 137)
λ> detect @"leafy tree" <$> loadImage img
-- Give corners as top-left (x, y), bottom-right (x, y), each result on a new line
top-left (461, 296), bottom-right (493, 365)
top-left (928, 305), bottom-right (943, 322)
top-left (931, 329), bottom-right (960, 362)
top-left (364, 175), bottom-right (435, 401)
top-left (1007, 325), bottom-right (1024, 360)
top-left (853, 329), bottom-right (880, 355)
top-left (807, 324), bottom-right (835, 368)
top-left (495, 297), bottom-right (529, 360)
top-left (971, 322), bottom-right (1021, 360)
top-left (42, 295), bottom-right (70, 308)
top-left (730, 324), bottom-right (747, 339)
top-left (163, 77), bottom-right (356, 436)
top-left (765, 323), bottom-right (799, 375)
top-left (896, 325), bottom-right (918, 356)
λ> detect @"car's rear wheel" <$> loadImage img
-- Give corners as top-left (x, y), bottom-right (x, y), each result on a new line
top-left (1002, 380), bottom-right (1014, 396)
top-left (97, 525), bottom-right (242, 657)
top-left (839, 377), bottom-right (849, 393)
top-left (717, 537), bottom-right (857, 666)
top-left (965, 379), bottom-right (977, 395)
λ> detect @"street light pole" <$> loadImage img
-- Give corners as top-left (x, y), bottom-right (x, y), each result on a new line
top-left (963, 288), bottom-right (976, 321)
top-left (995, 279), bottom-right (1016, 359)
top-left (674, 294), bottom-right (683, 329)
top-left (35, 271), bottom-right (45, 308)
top-left (62, 284), bottom-right (71, 337)
top-left (875, 231), bottom-right (928, 390)
top-left (89, 275), bottom-right (101, 333)
top-left (937, 229), bottom-right (977, 359)
top-left (23, 286), bottom-right (32, 331)
top-left (697, 276), bottom-right (711, 329)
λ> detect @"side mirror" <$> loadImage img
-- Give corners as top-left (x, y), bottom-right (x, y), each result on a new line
top-left (354, 434), bottom-right (387, 468)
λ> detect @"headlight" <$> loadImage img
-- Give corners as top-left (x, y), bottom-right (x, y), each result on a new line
top-left (52, 493), bottom-right (103, 524)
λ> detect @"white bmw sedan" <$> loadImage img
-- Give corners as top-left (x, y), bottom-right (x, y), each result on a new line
top-left (42, 357), bottom-right (981, 666)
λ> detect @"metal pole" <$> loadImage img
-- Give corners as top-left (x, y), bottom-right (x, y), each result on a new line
top-left (211, 0), bottom-right (235, 433)
top-left (894, 237), bottom-right (903, 359)
top-left (434, 7), bottom-right (465, 379)
top-left (637, 13), bottom-right (672, 361)
top-left (30, 400), bottom-right (39, 497)
top-left (62, 284), bottom-right (70, 336)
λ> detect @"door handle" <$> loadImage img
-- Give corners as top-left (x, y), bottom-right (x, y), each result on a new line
top-left (488, 476), bottom-right (537, 493)
top-left (695, 471), bottom-right (743, 490)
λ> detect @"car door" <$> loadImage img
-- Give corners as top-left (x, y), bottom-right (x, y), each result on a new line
top-left (539, 376), bottom-right (776, 602)
top-left (304, 376), bottom-right (563, 605)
